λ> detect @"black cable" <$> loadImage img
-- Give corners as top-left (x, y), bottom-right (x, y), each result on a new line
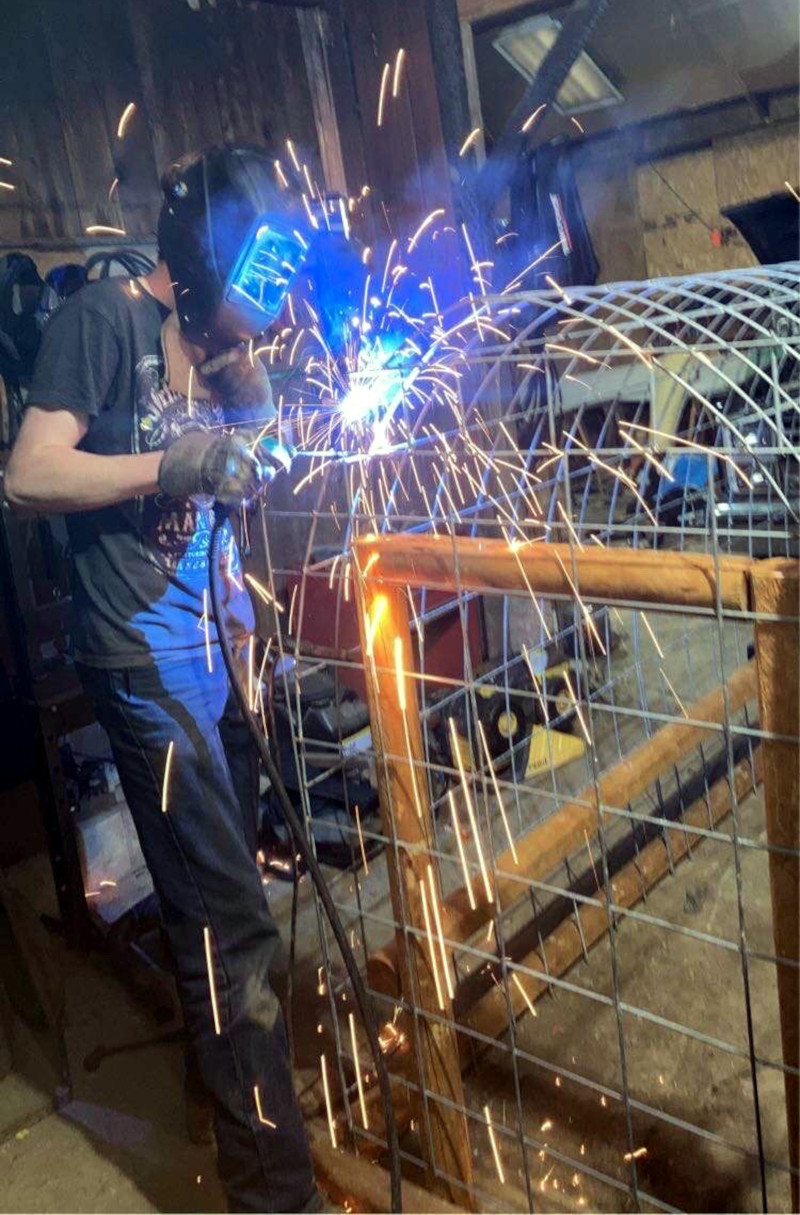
top-left (209, 514), bottom-right (402, 1213)
top-left (84, 249), bottom-right (156, 280)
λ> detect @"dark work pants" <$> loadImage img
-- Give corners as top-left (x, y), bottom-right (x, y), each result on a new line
top-left (77, 653), bottom-right (318, 1214)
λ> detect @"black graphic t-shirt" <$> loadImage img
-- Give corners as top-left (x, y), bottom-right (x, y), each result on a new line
top-left (28, 277), bottom-right (254, 667)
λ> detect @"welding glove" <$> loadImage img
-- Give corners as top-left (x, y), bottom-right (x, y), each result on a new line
top-left (199, 345), bottom-right (274, 419)
top-left (200, 345), bottom-right (297, 453)
top-left (158, 430), bottom-right (265, 506)
top-left (158, 430), bottom-right (295, 507)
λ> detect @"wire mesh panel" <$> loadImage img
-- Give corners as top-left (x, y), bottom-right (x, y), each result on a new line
top-left (250, 262), bottom-right (799, 1213)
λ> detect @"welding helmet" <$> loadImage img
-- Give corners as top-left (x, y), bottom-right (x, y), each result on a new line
top-left (157, 145), bottom-right (309, 349)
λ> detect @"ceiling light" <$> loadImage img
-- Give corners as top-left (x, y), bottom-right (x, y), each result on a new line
top-left (493, 15), bottom-right (623, 116)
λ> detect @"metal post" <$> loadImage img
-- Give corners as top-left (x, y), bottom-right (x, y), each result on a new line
top-left (750, 558), bottom-right (799, 1212)
top-left (355, 577), bottom-right (475, 1208)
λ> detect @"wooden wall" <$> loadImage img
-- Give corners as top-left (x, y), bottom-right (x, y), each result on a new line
top-left (337, 0), bottom-right (456, 236)
top-left (573, 118), bottom-right (799, 283)
top-left (636, 122), bottom-right (798, 278)
top-left (0, 0), bottom-right (320, 248)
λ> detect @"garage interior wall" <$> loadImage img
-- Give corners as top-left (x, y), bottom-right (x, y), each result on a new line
top-left (0, 0), bottom-right (321, 251)
top-left (572, 117), bottom-right (799, 282)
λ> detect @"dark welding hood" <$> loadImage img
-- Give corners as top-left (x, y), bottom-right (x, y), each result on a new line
top-left (157, 144), bottom-right (308, 349)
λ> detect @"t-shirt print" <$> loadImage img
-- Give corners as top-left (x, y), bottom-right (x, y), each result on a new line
top-left (132, 352), bottom-right (241, 584)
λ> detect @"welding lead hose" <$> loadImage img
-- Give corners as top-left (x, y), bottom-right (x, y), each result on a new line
top-left (209, 513), bottom-right (402, 1214)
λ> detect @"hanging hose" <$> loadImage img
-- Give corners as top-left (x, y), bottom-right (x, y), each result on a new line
top-left (209, 513), bottom-right (402, 1213)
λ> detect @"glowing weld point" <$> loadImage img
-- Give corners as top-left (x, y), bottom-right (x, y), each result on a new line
top-left (254, 1085), bottom-right (276, 1128)
top-left (203, 926), bottom-right (222, 1036)
top-left (624, 1147), bottom-right (648, 1162)
top-left (161, 741), bottom-right (175, 814)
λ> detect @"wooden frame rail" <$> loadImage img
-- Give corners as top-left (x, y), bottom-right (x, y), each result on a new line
top-left (353, 536), bottom-right (798, 1209)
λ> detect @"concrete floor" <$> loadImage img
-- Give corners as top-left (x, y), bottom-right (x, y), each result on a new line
top-left (1, 852), bottom-right (225, 1214)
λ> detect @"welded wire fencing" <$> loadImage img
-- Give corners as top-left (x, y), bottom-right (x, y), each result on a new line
top-left (251, 263), bottom-right (798, 1213)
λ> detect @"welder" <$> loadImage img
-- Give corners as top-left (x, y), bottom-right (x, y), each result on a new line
top-left (5, 146), bottom-right (324, 1214)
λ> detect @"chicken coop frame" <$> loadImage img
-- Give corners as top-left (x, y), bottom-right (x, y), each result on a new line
top-left (353, 536), bottom-right (798, 1210)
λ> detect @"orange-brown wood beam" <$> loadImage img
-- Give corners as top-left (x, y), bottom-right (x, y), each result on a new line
top-left (355, 580), bottom-right (475, 1208)
top-left (355, 534), bottom-right (753, 612)
top-left (749, 559), bottom-right (799, 1214)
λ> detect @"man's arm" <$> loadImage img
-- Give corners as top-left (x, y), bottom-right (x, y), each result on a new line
top-left (4, 406), bottom-right (163, 514)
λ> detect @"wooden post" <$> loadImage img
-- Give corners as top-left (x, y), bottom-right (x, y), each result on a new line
top-left (298, 8), bottom-right (350, 197)
top-left (355, 578), bottom-right (475, 1208)
top-left (749, 559), bottom-right (799, 1213)
top-left (459, 21), bottom-right (486, 164)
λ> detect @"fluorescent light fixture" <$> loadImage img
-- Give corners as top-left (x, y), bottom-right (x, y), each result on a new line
top-left (493, 15), bottom-right (622, 116)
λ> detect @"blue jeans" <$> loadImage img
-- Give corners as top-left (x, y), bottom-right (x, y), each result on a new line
top-left (77, 653), bottom-right (318, 1214)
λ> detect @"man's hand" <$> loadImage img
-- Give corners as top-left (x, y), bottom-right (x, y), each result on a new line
top-left (158, 431), bottom-right (295, 506)
top-left (199, 347), bottom-right (274, 421)
top-left (159, 431), bottom-right (265, 506)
